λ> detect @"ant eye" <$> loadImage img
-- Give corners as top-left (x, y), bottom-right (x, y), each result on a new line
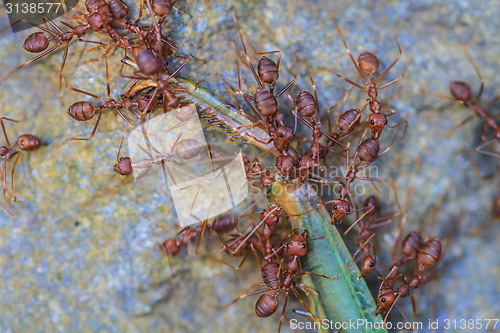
top-left (280, 133), bottom-right (284, 137)
top-left (385, 120), bottom-right (388, 125)
top-left (98, 25), bottom-right (103, 29)
top-left (370, 262), bottom-right (374, 267)
top-left (381, 298), bottom-right (386, 302)
top-left (371, 120), bottom-right (375, 125)
top-left (334, 205), bottom-right (338, 209)
top-left (302, 244), bottom-right (306, 248)
top-left (120, 172), bottom-right (125, 175)
top-left (348, 207), bottom-right (351, 212)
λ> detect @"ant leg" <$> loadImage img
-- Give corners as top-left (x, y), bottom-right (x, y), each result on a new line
top-left (64, 77), bottom-right (101, 99)
top-left (218, 288), bottom-right (271, 309)
top-left (462, 43), bottom-right (484, 102)
top-left (289, 287), bottom-right (322, 323)
top-left (9, 151), bottom-right (20, 201)
top-left (387, 119), bottom-right (408, 140)
top-left (57, 43), bottom-right (70, 105)
top-left (231, 12), bottom-right (263, 87)
top-left (0, 117), bottom-right (19, 146)
top-left (0, 42), bottom-right (63, 83)
top-left (475, 138), bottom-right (499, 158)
top-left (331, 17), bottom-right (369, 84)
top-left (445, 114), bottom-right (475, 136)
top-left (377, 67), bottom-right (405, 89)
top-left (461, 148), bottom-right (497, 180)
top-left (484, 93), bottom-right (500, 109)
top-left (61, 108), bottom-right (104, 144)
top-left (205, 250), bottom-right (250, 270)
top-left (294, 271), bottom-right (338, 280)
top-left (0, 199), bottom-right (15, 217)
top-left (377, 125), bottom-right (402, 159)
top-left (277, 291), bottom-right (290, 333)
top-left (376, 31), bottom-right (403, 83)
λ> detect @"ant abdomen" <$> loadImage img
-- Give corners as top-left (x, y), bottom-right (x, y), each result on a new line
top-left (257, 56), bottom-right (279, 85)
top-left (22, 32), bottom-right (49, 53)
top-left (67, 101), bottom-right (95, 121)
top-left (17, 134), bottom-right (42, 151)
top-left (152, 0), bottom-right (176, 16)
top-left (212, 214), bottom-right (238, 234)
top-left (261, 262), bottom-right (281, 290)
top-left (417, 238), bottom-right (441, 268)
top-left (132, 47), bottom-right (161, 75)
top-left (337, 108), bottom-right (361, 133)
top-left (255, 294), bottom-right (278, 317)
top-left (356, 138), bottom-right (380, 163)
top-left (254, 87), bottom-right (277, 117)
top-left (296, 90), bottom-right (317, 118)
top-left (449, 81), bottom-right (472, 102)
top-left (402, 231), bottom-right (422, 260)
top-left (358, 52), bottom-right (380, 75)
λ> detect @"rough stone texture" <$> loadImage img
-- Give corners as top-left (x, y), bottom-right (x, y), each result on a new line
top-left (0, 0), bottom-right (499, 332)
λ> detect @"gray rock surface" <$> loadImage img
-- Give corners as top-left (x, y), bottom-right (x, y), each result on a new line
top-left (0, 0), bottom-right (499, 332)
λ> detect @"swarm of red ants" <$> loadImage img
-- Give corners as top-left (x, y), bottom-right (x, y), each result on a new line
top-left (1, 0), bottom-right (499, 331)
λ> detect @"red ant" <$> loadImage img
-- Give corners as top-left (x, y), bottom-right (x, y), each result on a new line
top-left (436, 51), bottom-right (500, 158)
top-left (0, 117), bottom-right (42, 216)
top-left (323, 17), bottom-right (407, 139)
top-left (222, 229), bottom-right (337, 333)
top-left (0, 17), bottom-right (103, 104)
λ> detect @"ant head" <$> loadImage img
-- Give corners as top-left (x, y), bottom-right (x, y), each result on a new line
top-left (449, 81), bottom-right (472, 102)
top-left (137, 94), bottom-right (158, 112)
top-left (332, 199), bottom-right (350, 220)
top-left (368, 113), bottom-right (387, 135)
top-left (299, 154), bottom-right (317, 176)
top-left (287, 232), bottom-right (308, 257)
top-left (0, 146), bottom-right (9, 157)
top-left (160, 238), bottom-right (181, 255)
top-left (261, 204), bottom-right (281, 226)
top-left (274, 125), bottom-right (293, 152)
top-left (375, 289), bottom-right (397, 315)
top-left (276, 153), bottom-right (296, 176)
top-left (87, 13), bottom-right (106, 32)
top-left (364, 195), bottom-right (380, 216)
top-left (360, 255), bottom-right (376, 277)
top-left (358, 52), bottom-right (380, 75)
top-left (260, 174), bottom-right (275, 188)
top-left (113, 157), bottom-right (132, 176)
top-left (258, 56), bottom-right (279, 85)
top-left (494, 127), bottom-right (500, 140)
